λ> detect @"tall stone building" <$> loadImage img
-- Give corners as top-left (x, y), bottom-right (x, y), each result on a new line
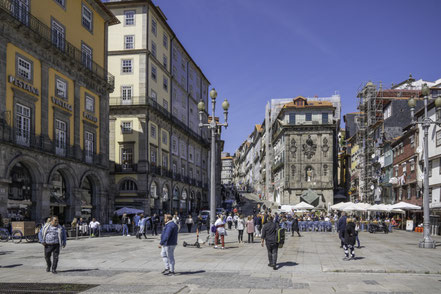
top-left (0, 0), bottom-right (118, 223)
top-left (271, 96), bottom-right (338, 207)
top-left (105, 0), bottom-right (211, 215)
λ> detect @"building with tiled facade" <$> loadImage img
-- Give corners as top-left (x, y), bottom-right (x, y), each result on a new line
top-left (105, 0), bottom-right (210, 215)
top-left (0, 0), bottom-right (118, 224)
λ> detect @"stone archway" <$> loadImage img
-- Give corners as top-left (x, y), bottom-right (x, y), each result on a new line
top-left (47, 164), bottom-right (78, 224)
top-left (5, 155), bottom-right (44, 221)
top-left (79, 171), bottom-right (103, 221)
top-left (150, 180), bottom-right (160, 214)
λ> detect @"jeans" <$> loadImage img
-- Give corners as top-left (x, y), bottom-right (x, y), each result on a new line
top-left (248, 233), bottom-right (254, 243)
top-left (238, 230), bottom-right (244, 242)
top-left (292, 229), bottom-right (301, 237)
top-left (215, 231), bottom-right (224, 247)
top-left (343, 244), bottom-right (355, 258)
top-left (91, 227), bottom-right (98, 236)
top-left (255, 225), bottom-right (260, 236)
top-left (338, 230), bottom-right (345, 247)
top-left (356, 234), bottom-right (360, 247)
top-left (152, 224), bottom-right (158, 236)
top-left (122, 224), bottom-right (129, 236)
top-left (187, 224), bottom-right (192, 233)
top-left (44, 244), bottom-right (60, 270)
top-left (266, 242), bottom-right (278, 266)
top-left (161, 245), bottom-right (176, 272)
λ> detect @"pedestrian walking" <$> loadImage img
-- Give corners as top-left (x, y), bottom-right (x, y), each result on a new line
top-left (185, 215), bottom-right (194, 233)
top-left (343, 218), bottom-right (356, 260)
top-left (133, 213), bottom-right (141, 237)
top-left (173, 212), bottom-right (181, 232)
top-left (206, 215), bottom-right (211, 235)
top-left (38, 216), bottom-right (67, 274)
top-left (137, 214), bottom-right (148, 239)
top-left (159, 214), bottom-right (179, 275)
top-left (261, 215), bottom-right (278, 270)
top-left (233, 213), bottom-right (239, 229)
top-left (291, 217), bottom-right (301, 237)
top-left (246, 216), bottom-right (255, 243)
top-left (122, 213), bottom-right (130, 236)
top-left (237, 214), bottom-right (245, 243)
top-left (355, 218), bottom-right (361, 248)
top-left (214, 215), bottom-right (226, 249)
top-left (89, 218), bottom-right (100, 237)
top-left (337, 212), bottom-right (347, 248)
top-left (227, 214), bottom-right (233, 230)
top-left (152, 214), bottom-right (160, 236)
top-left (196, 215), bottom-right (203, 233)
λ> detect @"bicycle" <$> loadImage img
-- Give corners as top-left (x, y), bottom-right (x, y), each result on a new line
top-left (0, 228), bottom-right (23, 243)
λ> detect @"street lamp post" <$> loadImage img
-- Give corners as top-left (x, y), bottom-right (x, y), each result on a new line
top-left (198, 88), bottom-right (229, 245)
top-left (408, 83), bottom-right (441, 249)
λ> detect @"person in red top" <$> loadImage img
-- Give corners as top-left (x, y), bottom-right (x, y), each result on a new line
top-left (233, 207), bottom-right (238, 214)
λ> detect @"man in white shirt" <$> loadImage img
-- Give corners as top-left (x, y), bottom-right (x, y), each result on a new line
top-left (89, 218), bottom-right (100, 237)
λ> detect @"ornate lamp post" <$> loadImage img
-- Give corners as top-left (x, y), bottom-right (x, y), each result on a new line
top-left (408, 83), bottom-right (441, 248)
top-left (198, 88), bottom-right (229, 244)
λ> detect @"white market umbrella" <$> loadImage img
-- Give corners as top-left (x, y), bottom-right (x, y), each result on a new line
top-left (293, 201), bottom-right (314, 210)
top-left (390, 208), bottom-right (405, 214)
top-left (280, 205), bottom-right (296, 213)
top-left (114, 207), bottom-right (144, 216)
top-left (390, 202), bottom-right (421, 210)
top-left (330, 202), bottom-right (353, 211)
top-left (343, 202), bottom-right (371, 212)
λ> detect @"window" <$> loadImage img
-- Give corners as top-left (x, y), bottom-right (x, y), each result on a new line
top-left (55, 77), bottom-right (67, 99)
top-left (85, 94), bottom-right (94, 112)
top-left (17, 56), bottom-right (32, 81)
top-left (394, 166), bottom-right (398, 177)
top-left (407, 187), bottom-right (411, 200)
top-left (85, 131), bottom-right (94, 163)
top-left (162, 130), bottom-right (167, 145)
top-left (121, 146), bottom-right (133, 167)
top-left (151, 18), bottom-right (157, 36)
top-left (151, 124), bottom-right (156, 138)
top-left (120, 179), bottom-right (137, 191)
top-left (122, 59), bottom-right (132, 73)
top-left (429, 160), bottom-right (432, 177)
top-left (151, 89), bottom-right (157, 102)
top-left (436, 130), bottom-right (441, 147)
top-left (163, 33), bottom-right (168, 48)
top-left (124, 35), bottom-right (134, 49)
top-left (410, 161), bottom-right (415, 172)
top-left (121, 121), bottom-right (132, 134)
top-left (12, 0), bottom-right (29, 25)
top-left (124, 10), bottom-right (135, 26)
top-left (440, 158), bottom-right (441, 175)
top-left (306, 113), bottom-right (312, 121)
top-left (163, 55), bottom-right (168, 68)
top-left (322, 113), bottom-right (329, 124)
top-left (173, 48), bottom-right (177, 61)
top-left (15, 103), bottom-right (30, 146)
top-left (163, 99), bottom-right (168, 110)
top-left (163, 76), bottom-right (168, 91)
top-left (81, 43), bottom-right (92, 70)
top-left (150, 147), bottom-right (157, 164)
top-left (173, 162), bottom-right (177, 174)
top-left (51, 19), bottom-right (65, 51)
top-left (410, 135), bottom-right (415, 148)
top-left (151, 65), bottom-right (157, 81)
top-left (162, 154), bottom-right (168, 168)
top-left (151, 41), bottom-right (157, 58)
top-left (429, 188), bottom-right (433, 203)
top-left (172, 137), bottom-right (178, 154)
top-left (55, 119), bottom-right (66, 156)
top-left (181, 167), bottom-right (185, 176)
top-left (121, 85), bottom-right (132, 105)
top-left (289, 113), bottom-right (295, 125)
top-left (402, 163), bottom-right (407, 174)
top-left (54, 0), bottom-right (65, 8)
top-left (384, 104), bottom-right (392, 119)
top-left (82, 4), bottom-right (93, 32)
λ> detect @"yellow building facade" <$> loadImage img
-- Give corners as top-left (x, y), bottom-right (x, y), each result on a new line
top-left (0, 0), bottom-right (118, 224)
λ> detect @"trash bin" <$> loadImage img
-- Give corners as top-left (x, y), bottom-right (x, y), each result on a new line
top-left (430, 215), bottom-right (440, 236)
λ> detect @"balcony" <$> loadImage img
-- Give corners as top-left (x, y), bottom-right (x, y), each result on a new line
top-left (115, 163), bottom-right (138, 173)
top-left (0, 0), bottom-right (114, 89)
top-left (149, 163), bottom-right (161, 175)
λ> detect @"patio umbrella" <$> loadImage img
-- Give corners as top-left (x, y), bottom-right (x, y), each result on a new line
top-left (114, 207), bottom-right (144, 216)
top-left (293, 201), bottom-right (314, 210)
top-left (367, 204), bottom-right (390, 212)
top-left (343, 203), bottom-right (367, 212)
top-left (390, 202), bottom-right (421, 210)
top-left (330, 202), bottom-right (353, 211)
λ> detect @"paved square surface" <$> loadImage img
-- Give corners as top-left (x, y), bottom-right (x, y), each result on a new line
top-left (1, 226), bottom-right (441, 293)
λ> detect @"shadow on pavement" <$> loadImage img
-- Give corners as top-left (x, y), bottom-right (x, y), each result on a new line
top-left (277, 262), bottom-right (298, 268)
top-left (352, 257), bottom-right (365, 260)
top-left (59, 268), bottom-right (99, 273)
top-left (177, 270), bottom-right (206, 275)
top-left (0, 251), bottom-right (13, 256)
top-left (0, 264), bottom-right (22, 268)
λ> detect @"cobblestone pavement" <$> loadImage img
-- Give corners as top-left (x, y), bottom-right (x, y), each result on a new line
top-left (1, 225), bottom-right (441, 293)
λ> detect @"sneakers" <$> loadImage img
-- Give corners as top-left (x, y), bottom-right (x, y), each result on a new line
top-left (273, 265), bottom-right (277, 270)
top-left (342, 257), bottom-right (350, 261)
top-left (46, 267), bottom-right (51, 272)
top-left (168, 271), bottom-right (175, 276)
top-left (221, 247), bottom-right (225, 250)
top-left (161, 269), bottom-right (170, 275)
top-left (127, 234), bottom-right (131, 236)
top-left (214, 245), bottom-right (218, 249)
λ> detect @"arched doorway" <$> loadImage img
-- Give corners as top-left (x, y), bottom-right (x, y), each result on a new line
top-left (7, 163), bottom-right (33, 221)
top-left (181, 189), bottom-right (187, 214)
top-left (150, 181), bottom-right (160, 214)
top-left (80, 176), bottom-right (94, 221)
top-left (49, 170), bottom-right (68, 225)
top-left (162, 185), bottom-right (169, 214)
top-left (196, 192), bottom-right (202, 213)
top-left (172, 186), bottom-right (179, 214)
top-left (189, 191), bottom-right (195, 214)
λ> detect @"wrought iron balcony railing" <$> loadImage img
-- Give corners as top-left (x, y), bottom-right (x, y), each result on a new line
top-left (0, 0), bottom-right (114, 89)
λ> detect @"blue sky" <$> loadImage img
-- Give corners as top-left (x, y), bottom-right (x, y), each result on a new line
top-left (154, 0), bottom-right (441, 154)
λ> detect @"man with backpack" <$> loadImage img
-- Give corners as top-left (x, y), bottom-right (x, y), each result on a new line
top-left (261, 215), bottom-right (282, 270)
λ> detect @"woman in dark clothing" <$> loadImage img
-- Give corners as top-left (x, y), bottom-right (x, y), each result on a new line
top-left (343, 219), bottom-right (356, 260)
top-left (291, 218), bottom-right (301, 237)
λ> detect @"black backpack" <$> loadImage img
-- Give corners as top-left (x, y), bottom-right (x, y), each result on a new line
top-left (277, 228), bottom-right (285, 248)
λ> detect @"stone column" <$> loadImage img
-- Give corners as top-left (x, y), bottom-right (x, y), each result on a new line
top-left (0, 35), bottom-right (7, 116)
top-left (36, 183), bottom-right (51, 223)
top-left (0, 180), bottom-right (10, 221)
top-left (73, 188), bottom-right (83, 218)
top-left (99, 93), bottom-right (109, 167)
top-left (138, 117), bottom-right (148, 173)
